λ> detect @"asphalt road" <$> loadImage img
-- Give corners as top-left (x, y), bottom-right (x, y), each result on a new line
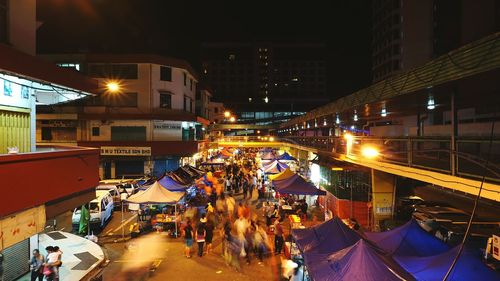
top-left (51, 192), bottom-right (284, 281)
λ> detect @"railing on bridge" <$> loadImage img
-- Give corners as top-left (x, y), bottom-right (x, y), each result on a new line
top-left (215, 135), bottom-right (500, 184)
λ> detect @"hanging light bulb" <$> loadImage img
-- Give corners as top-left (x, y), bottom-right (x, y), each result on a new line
top-left (264, 96), bottom-right (269, 103)
top-left (353, 110), bottom-right (358, 122)
top-left (335, 114), bottom-right (340, 125)
top-left (381, 107), bottom-right (387, 117)
top-left (307, 122), bottom-right (310, 129)
top-left (323, 118), bottom-right (327, 126)
top-left (427, 94), bottom-right (435, 110)
top-left (350, 125), bottom-right (355, 130)
top-left (314, 119), bottom-right (318, 127)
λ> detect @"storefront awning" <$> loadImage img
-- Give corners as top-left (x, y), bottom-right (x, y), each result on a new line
top-left (0, 44), bottom-right (97, 104)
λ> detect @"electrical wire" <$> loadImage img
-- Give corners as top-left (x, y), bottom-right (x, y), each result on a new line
top-left (442, 118), bottom-right (496, 281)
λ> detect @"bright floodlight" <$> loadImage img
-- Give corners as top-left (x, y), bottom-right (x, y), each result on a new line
top-left (106, 81), bottom-right (120, 93)
top-left (361, 146), bottom-right (379, 159)
top-left (224, 111), bottom-right (231, 118)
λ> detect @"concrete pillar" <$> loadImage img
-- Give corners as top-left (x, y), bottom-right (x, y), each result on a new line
top-left (371, 169), bottom-right (396, 230)
top-left (111, 161), bottom-right (116, 179)
top-left (98, 162), bottom-right (104, 180)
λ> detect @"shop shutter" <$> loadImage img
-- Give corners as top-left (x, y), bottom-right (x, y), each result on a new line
top-left (1, 239), bottom-right (29, 281)
top-left (0, 110), bottom-right (30, 154)
top-left (115, 160), bottom-right (144, 178)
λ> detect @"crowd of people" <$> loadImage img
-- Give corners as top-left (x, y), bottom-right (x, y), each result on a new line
top-left (180, 154), bottom-right (292, 273)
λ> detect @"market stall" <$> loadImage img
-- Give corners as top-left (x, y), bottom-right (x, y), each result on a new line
top-left (125, 181), bottom-right (185, 237)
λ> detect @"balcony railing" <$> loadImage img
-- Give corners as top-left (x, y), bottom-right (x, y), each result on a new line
top-left (215, 136), bottom-right (500, 184)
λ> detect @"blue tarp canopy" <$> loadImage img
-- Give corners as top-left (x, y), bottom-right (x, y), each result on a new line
top-left (157, 175), bottom-right (189, 192)
top-left (292, 217), bottom-right (361, 254)
top-left (274, 174), bottom-right (326, 196)
top-left (304, 240), bottom-right (410, 281)
top-left (277, 152), bottom-right (297, 161)
top-left (262, 160), bottom-right (288, 174)
top-left (395, 246), bottom-right (500, 281)
top-left (365, 219), bottom-right (450, 257)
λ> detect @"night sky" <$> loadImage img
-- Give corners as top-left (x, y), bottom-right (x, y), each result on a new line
top-left (37, 0), bottom-right (372, 100)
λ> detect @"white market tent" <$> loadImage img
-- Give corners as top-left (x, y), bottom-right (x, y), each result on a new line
top-left (124, 181), bottom-right (185, 237)
top-left (126, 181), bottom-right (185, 204)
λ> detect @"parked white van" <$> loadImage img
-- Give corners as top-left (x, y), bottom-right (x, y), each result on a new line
top-left (72, 190), bottom-right (114, 231)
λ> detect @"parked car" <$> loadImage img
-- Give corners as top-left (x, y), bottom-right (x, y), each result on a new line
top-left (396, 196), bottom-right (424, 219)
top-left (96, 184), bottom-right (123, 208)
top-left (72, 190), bottom-right (114, 231)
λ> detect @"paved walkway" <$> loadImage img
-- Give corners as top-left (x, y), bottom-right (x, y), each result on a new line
top-left (18, 231), bottom-right (105, 281)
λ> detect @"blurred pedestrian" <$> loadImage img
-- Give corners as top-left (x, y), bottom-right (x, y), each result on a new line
top-left (29, 249), bottom-right (44, 281)
top-left (196, 224), bottom-right (206, 257)
top-left (274, 218), bottom-right (284, 255)
top-left (205, 219), bottom-right (215, 254)
top-left (183, 219), bottom-right (193, 258)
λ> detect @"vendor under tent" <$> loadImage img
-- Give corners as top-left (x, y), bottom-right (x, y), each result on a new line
top-left (304, 240), bottom-right (413, 281)
top-left (200, 160), bottom-right (225, 166)
top-left (274, 175), bottom-right (326, 196)
top-left (268, 168), bottom-right (295, 181)
top-left (158, 175), bottom-right (189, 192)
top-left (292, 217), bottom-right (361, 254)
top-left (364, 219), bottom-right (450, 257)
top-left (395, 246), bottom-right (500, 281)
top-left (125, 181), bottom-right (185, 236)
top-left (262, 160), bottom-right (288, 174)
top-left (277, 152), bottom-right (297, 162)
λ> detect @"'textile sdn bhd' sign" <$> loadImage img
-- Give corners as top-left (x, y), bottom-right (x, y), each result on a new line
top-left (100, 146), bottom-right (152, 156)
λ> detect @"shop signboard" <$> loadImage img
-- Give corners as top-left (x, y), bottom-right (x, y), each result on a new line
top-left (100, 146), bottom-right (151, 156)
top-left (153, 120), bottom-right (182, 140)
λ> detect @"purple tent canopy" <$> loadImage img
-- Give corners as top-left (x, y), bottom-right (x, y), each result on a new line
top-left (277, 152), bottom-right (297, 161)
top-left (274, 175), bottom-right (326, 196)
top-left (365, 219), bottom-right (450, 257)
top-left (262, 160), bottom-right (288, 174)
top-left (304, 240), bottom-right (409, 281)
top-left (292, 217), bottom-right (361, 254)
top-left (272, 174), bottom-right (300, 188)
top-left (260, 151), bottom-right (276, 160)
top-left (158, 175), bottom-right (189, 192)
top-left (395, 246), bottom-right (500, 281)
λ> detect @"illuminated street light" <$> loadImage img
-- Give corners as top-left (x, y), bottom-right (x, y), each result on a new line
top-left (427, 95), bottom-right (435, 110)
top-left (229, 116), bottom-right (236, 122)
top-left (361, 146), bottom-right (379, 159)
top-left (224, 111), bottom-right (231, 118)
top-left (106, 81), bottom-right (121, 93)
top-left (381, 107), bottom-right (387, 117)
top-left (269, 136), bottom-right (275, 141)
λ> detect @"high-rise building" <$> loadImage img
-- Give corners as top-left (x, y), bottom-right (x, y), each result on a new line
top-left (371, 0), bottom-right (500, 82)
top-left (201, 42), bottom-right (328, 124)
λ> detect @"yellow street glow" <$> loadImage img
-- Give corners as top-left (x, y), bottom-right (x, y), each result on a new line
top-left (269, 136), bottom-right (275, 141)
top-left (224, 111), bottom-right (231, 118)
top-left (361, 146), bottom-right (379, 159)
top-left (229, 116), bottom-right (236, 122)
top-left (106, 81), bottom-right (120, 92)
